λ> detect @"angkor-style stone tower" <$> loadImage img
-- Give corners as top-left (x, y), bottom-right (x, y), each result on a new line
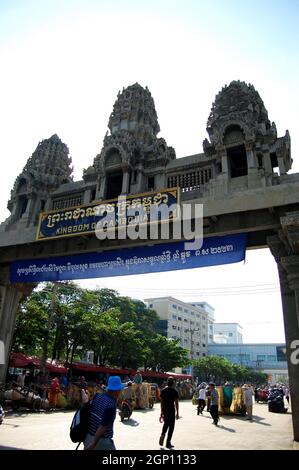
top-left (83, 83), bottom-right (175, 200)
top-left (202, 81), bottom-right (291, 194)
top-left (2, 134), bottom-right (72, 230)
top-left (0, 80), bottom-right (292, 234)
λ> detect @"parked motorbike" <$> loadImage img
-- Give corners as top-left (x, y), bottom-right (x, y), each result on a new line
top-left (268, 389), bottom-right (287, 413)
top-left (119, 399), bottom-right (133, 421)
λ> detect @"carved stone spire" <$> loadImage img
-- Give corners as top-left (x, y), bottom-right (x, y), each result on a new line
top-left (22, 134), bottom-right (73, 188)
top-left (5, 135), bottom-right (73, 226)
top-left (108, 82), bottom-right (160, 143)
top-left (206, 80), bottom-right (272, 147)
top-left (88, 83), bottom-right (175, 182)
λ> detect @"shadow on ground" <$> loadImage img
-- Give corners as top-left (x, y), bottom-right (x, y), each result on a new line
top-left (120, 418), bottom-right (140, 427)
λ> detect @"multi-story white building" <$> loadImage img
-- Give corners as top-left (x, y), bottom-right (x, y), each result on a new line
top-left (188, 302), bottom-right (215, 344)
top-left (213, 323), bottom-right (243, 344)
top-left (144, 297), bottom-right (210, 359)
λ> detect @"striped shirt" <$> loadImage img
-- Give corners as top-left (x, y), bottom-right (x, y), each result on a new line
top-left (88, 393), bottom-right (117, 438)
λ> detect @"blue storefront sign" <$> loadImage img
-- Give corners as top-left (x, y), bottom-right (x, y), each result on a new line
top-left (36, 188), bottom-right (179, 241)
top-left (11, 233), bottom-right (246, 283)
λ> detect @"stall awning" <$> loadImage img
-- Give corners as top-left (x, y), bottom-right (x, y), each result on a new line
top-left (9, 352), bottom-right (67, 374)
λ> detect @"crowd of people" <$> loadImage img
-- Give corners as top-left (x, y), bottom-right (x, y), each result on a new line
top-left (5, 369), bottom-right (291, 450)
top-left (81, 376), bottom-right (291, 450)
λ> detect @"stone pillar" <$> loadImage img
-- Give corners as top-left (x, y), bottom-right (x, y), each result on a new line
top-left (220, 149), bottom-right (228, 175)
top-left (20, 196), bottom-right (35, 224)
top-left (262, 149), bottom-right (273, 175)
top-left (277, 155), bottom-right (287, 176)
top-left (97, 174), bottom-right (107, 200)
top-left (83, 189), bottom-right (92, 204)
top-left (136, 165), bottom-right (145, 193)
top-left (121, 170), bottom-right (130, 195)
top-left (245, 142), bottom-right (256, 172)
top-left (155, 172), bottom-right (166, 190)
top-left (268, 235), bottom-right (299, 441)
top-left (0, 266), bottom-right (35, 384)
top-left (44, 197), bottom-right (52, 211)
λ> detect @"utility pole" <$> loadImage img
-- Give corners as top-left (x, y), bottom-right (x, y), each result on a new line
top-left (188, 327), bottom-right (200, 376)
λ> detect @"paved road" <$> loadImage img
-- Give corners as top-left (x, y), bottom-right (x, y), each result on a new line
top-left (0, 401), bottom-right (297, 450)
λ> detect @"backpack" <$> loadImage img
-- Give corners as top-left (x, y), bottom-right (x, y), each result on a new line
top-left (70, 401), bottom-right (92, 444)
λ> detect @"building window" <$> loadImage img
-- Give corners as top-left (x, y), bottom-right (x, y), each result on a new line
top-left (202, 353), bottom-right (206, 357)
top-left (257, 355), bottom-right (266, 361)
top-left (202, 317), bottom-right (206, 321)
top-left (227, 144), bottom-right (248, 178)
top-left (184, 308), bottom-right (188, 313)
top-left (178, 317), bottom-right (182, 321)
top-left (196, 314), bottom-right (200, 318)
top-left (172, 315), bottom-right (177, 320)
top-left (229, 333), bottom-right (233, 337)
top-left (172, 325), bottom-right (177, 330)
top-left (148, 176), bottom-right (155, 189)
top-left (191, 311), bottom-right (195, 316)
top-left (267, 355), bottom-right (276, 362)
top-left (167, 168), bottom-right (212, 192)
top-left (178, 306), bottom-right (182, 311)
top-left (149, 304), bottom-right (153, 308)
top-left (202, 343), bottom-right (206, 347)
top-left (184, 318), bottom-right (188, 322)
top-left (90, 188), bottom-right (96, 202)
top-left (172, 304), bottom-right (177, 309)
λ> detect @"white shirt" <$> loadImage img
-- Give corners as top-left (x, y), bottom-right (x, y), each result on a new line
top-left (244, 388), bottom-right (253, 406)
top-left (17, 374), bottom-right (25, 387)
top-left (198, 388), bottom-right (206, 400)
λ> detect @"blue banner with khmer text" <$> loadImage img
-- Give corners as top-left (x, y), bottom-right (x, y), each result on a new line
top-left (10, 233), bottom-right (246, 283)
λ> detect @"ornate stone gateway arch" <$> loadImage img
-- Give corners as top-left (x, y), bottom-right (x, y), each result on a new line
top-left (1, 81), bottom-right (299, 441)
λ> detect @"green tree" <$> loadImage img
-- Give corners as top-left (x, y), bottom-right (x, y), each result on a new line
top-left (192, 356), bottom-right (235, 383)
top-left (144, 335), bottom-right (189, 372)
top-left (13, 297), bottom-right (50, 356)
top-left (12, 284), bottom-right (189, 372)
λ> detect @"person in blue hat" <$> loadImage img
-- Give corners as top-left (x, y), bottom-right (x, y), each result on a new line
top-left (84, 376), bottom-right (124, 450)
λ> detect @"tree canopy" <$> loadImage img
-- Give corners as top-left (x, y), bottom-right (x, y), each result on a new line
top-left (12, 282), bottom-right (189, 372)
top-left (192, 355), bottom-right (268, 385)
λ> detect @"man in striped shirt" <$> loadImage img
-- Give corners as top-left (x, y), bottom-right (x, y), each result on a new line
top-left (84, 376), bottom-right (124, 450)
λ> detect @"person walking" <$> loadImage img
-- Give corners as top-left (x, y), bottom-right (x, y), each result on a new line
top-left (283, 386), bottom-right (290, 404)
top-left (133, 371), bottom-right (143, 408)
top-left (84, 376), bottom-right (124, 450)
top-left (206, 384), bottom-right (211, 412)
top-left (159, 377), bottom-right (179, 449)
top-left (49, 377), bottom-right (60, 410)
top-left (243, 384), bottom-right (254, 421)
top-left (197, 385), bottom-right (206, 415)
top-left (209, 383), bottom-right (219, 425)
